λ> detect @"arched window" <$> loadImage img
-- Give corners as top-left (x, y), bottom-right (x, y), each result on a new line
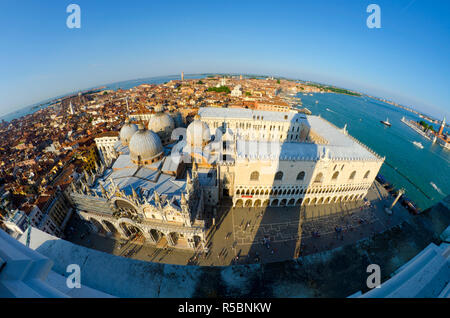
top-left (250, 171), bottom-right (259, 181)
top-left (314, 173), bottom-right (324, 183)
top-left (296, 171), bottom-right (305, 181)
top-left (275, 171), bottom-right (283, 181)
top-left (349, 171), bottom-right (356, 180)
top-left (364, 170), bottom-right (370, 179)
top-left (332, 171), bottom-right (339, 181)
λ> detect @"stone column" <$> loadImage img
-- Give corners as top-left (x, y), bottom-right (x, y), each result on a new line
top-left (140, 228), bottom-right (152, 243)
top-left (390, 189), bottom-right (405, 210)
top-left (187, 235), bottom-right (195, 249)
top-left (148, 231), bottom-right (157, 243)
top-left (117, 223), bottom-right (129, 239)
top-left (166, 233), bottom-right (176, 246)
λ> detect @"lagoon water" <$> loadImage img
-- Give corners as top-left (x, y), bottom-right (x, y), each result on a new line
top-left (3, 75), bottom-right (448, 210)
top-left (300, 93), bottom-right (449, 210)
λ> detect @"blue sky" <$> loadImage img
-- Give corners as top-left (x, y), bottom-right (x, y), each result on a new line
top-left (0, 0), bottom-right (449, 119)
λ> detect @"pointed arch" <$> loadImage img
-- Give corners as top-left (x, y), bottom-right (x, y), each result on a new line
top-left (275, 171), bottom-right (283, 181)
top-left (250, 171), bottom-right (259, 181)
top-left (296, 171), bottom-right (305, 181)
top-left (314, 173), bottom-right (324, 183)
top-left (332, 171), bottom-right (339, 181)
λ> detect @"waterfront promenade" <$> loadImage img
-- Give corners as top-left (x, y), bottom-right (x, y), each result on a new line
top-left (64, 180), bottom-right (412, 266)
top-left (401, 116), bottom-right (433, 141)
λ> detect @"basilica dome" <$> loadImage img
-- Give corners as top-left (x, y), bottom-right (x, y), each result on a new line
top-left (148, 112), bottom-right (175, 135)
top-left (119, 119), bottom-right (138, 146)
top-left (129, 124), bottom-right (164, 164)
top-left (186, 115), bottom-right (211, 147)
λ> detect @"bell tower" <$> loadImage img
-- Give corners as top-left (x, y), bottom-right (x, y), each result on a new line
top-left (438, 117), bottom-right (446, 136)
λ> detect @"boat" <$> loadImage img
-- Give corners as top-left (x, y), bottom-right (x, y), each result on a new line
top-left (412, 141), bottom-right (424, 149)
top-left (406, 201), bottom-right (420, 215)
top-left (380, 118), bottom-right (391, 127)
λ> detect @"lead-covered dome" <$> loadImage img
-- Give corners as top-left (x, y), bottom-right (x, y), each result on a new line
top-left (148, 112), bottom-right (175, 136)
top-left (129, 124), bottom-right (163, 164)
top-left (119, 119), bottom-right (138, 146)
top-left (186, 115), bottom-right (211, 147)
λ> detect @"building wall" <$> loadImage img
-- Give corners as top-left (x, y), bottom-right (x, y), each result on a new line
top-left (231, 157), bottom-right (382, 210)
top-left (69, 190), bottom-right (207, 250)
top-left (23, 191), bottom-right (74, 237)
top-left (203, 117), bottom-right (310, 143)
top-left (95, 136), bottom-right (119, 163)
top-left (129, 113), bottom-right (153, 122)
top-left (40, 191), bottom-right (73, 237)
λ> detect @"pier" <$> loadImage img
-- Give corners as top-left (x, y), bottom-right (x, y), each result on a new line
top-left (401, 116), bottom-right (433, 140)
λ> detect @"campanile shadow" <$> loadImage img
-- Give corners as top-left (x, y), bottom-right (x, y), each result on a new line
top-left (234, 113), bottom-right (318, 265)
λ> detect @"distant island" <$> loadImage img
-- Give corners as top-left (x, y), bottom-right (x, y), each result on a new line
top-left (302, 83), bottom-right (361, 97)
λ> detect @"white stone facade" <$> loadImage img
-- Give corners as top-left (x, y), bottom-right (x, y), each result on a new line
top-left (230, 156), bottom-right (382, 209)
top-left (78, 106), bottom-right (384, 250)
top-left (95, 135), bottom-right (119, 163)
top-left (196, 107), bottom-right (385, 211)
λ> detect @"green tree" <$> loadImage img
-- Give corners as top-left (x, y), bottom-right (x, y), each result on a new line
top-left (207, 86), bottom-right (231, 94)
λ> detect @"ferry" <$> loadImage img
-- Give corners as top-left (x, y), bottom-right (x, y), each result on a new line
top-left (380, 118), bottom-right (391, 127)
top-left (412, 141), bottom-right (424, 149)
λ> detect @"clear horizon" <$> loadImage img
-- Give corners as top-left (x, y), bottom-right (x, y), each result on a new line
top-left (1, 1), bottom-right (449, 119)
top-left (1, 72), bottom-right (445, 122)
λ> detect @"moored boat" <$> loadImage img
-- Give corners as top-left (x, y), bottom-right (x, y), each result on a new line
top-left (380, 118), bottom-right (391, 127)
